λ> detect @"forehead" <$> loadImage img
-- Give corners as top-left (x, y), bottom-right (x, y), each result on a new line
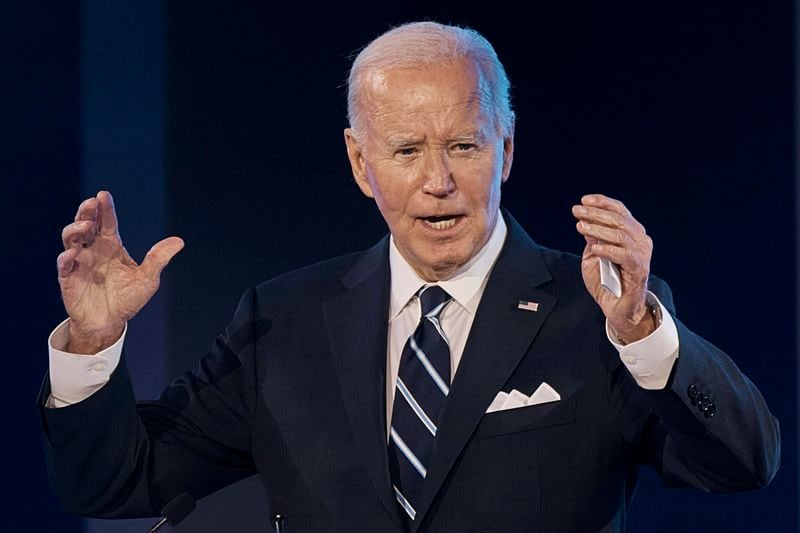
top-left (361, 60), bottom-right (492, 138)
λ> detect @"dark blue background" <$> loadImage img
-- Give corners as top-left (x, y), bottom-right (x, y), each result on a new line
top-left (3, 1), bottom-right (796, 531)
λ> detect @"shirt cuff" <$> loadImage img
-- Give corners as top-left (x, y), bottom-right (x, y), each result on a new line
top-left (46, 318), bottom-right (126, 408)
top-left (605, 291), bottom-right (679, 390)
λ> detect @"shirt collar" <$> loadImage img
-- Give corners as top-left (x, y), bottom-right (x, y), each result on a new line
top-left (388, 212), bottom-right (508, 321)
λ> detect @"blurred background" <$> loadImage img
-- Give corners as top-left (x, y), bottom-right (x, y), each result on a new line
top-left (2, 1), bottom-right (796, 531)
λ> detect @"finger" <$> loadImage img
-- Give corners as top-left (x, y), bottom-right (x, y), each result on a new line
top-left (572, 205), bottom-right (629, 229)
top-left (57, 248), bottom-right (79, 279)
top-left (74, 197), bottom-right (99, 223)
top-left (574, 209), bottom-right (649, 248)
top-left (583, 235), bottom-right (599, 247)
top-left (581, 194), bottom-right (630, 216)
top-left (576, 200), bottom-right (648, 237)
top-left (139, 236), bottom-right (185, 281)
top-left (590, 242), bottom-right (642, 271)
top-left (96, 190), bottom-right (119, 236)
top-left (62, 220), bottom-right (97, 251)
top-left (576, 220), bottom-right (631, 248)
top-left (581, 235), bottom-right (599, 260)
top-left (572, 205), bottom-right (647, 237)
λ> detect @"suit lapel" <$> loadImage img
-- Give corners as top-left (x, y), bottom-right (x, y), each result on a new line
top-left (411, 212), bottom-right (558, 531)
top-left (323, 237), bottom-right (405, 529)
top-left (323, 213), bottom-right (560, 530)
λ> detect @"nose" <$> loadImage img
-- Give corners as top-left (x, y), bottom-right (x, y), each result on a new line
top-left (421, 149), bottom-right (456, 197)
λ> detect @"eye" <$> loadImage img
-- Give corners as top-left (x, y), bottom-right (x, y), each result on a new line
top-left (452, 143), bottom-right (476, 152)
top-left (396, 147), bottom-right (418, 157)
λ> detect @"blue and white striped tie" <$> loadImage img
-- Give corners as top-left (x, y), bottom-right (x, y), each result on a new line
top-left (389, 285), bottom-right (452, 523)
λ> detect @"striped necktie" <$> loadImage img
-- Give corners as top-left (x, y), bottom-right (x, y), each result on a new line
top-left (388, 285), bottom-right (452, 524)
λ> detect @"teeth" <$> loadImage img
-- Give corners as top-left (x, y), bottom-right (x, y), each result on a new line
top-left (425, 217), bottom-right (457, 230)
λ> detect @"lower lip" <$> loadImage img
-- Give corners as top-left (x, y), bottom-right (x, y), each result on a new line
top-left (418, 216), bottom-right (465, 232)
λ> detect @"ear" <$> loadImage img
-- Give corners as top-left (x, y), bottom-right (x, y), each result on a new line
top-left (344, 128), bottom-right (374, 198)
top-left (500, 124), bottom-right (515, 184)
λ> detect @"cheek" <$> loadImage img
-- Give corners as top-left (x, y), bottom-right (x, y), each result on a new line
top-left (459, 159), bottom-right (504, 208)
top-left (365, 173), bottom-right (412, 223)
top-left (367, 160), bottom-right (416, 216)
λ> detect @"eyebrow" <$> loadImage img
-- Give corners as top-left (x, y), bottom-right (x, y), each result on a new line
top-left (385, 135), bottom-right (424, 148)
top-left (384, 130), bottom-right (485, 148)
top-left (447, 130), bottom-right (482, 142)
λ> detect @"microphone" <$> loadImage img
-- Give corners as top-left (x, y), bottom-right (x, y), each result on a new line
top-left (271, 495), bottom-right (287, 533)
top-left (146, 493), bottom-right (196, 533)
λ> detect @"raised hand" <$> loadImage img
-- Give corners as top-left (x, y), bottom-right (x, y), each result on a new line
top-left (572, 194), bottom-right (655, 344)
top-left (57, 191), bottom-right (184, 354)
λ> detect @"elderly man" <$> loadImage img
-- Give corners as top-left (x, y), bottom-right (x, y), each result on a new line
top-left (41, 22), bottom-right (778, 532)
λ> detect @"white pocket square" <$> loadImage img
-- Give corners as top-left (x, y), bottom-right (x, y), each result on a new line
top-left (485, 382), bottom-right (561, 413)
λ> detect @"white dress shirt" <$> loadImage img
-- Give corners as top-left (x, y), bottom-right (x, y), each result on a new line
top-left (47, 211), bottom-right (679, 412)
top-left (385, 214), bottom-right (509, 427)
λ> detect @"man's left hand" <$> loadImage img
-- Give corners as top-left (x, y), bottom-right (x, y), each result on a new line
top-left (572, 194), bottom-right (655, 344)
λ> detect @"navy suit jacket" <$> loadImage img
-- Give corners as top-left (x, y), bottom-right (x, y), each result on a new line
top-left (39, 211), bottom-right (780, 532)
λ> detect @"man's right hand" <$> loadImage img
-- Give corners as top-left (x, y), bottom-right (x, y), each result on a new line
top-left (57, 191), bottom-right (184, 355)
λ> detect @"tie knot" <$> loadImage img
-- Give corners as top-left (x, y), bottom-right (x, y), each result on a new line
top-left (418, 285), bottom-right (452, 318)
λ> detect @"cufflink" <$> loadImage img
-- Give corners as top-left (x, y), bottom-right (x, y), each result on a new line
top-left (649, 302), bottom-right (663, 328)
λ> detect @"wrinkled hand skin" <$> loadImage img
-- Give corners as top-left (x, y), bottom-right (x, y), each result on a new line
top-left (572, 194), bottom-right (655, 344)
top-left (56, 191), bottom-right (184, 354)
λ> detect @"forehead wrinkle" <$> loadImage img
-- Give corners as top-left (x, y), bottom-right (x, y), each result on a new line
top-left (360, 64), bottom-right (495, 144)
top-left (435, 95), bottom-right (493, 141)
top-left (392, 94), bottom-right (485, 126)
top-left (374, 101), bottom-right (490, 147)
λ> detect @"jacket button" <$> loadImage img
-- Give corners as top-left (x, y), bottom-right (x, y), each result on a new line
top-left (696, 393), bottom-right (715, 417)
top-left (701, 400), bottom-right (716, 417)
top-left (688, 384), bottom-right (699, 404)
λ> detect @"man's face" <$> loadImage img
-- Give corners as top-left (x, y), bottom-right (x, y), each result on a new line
top-left (344, 59), bottom-right (514, 281)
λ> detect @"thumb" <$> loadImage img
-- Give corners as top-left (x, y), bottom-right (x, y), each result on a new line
top-left (140, 236), bottom-right (185, 281)
top-left (582, 236), bottom-right (599, 260)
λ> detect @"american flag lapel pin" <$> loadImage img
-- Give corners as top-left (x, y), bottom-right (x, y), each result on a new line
top-left (517, 300), bottom-right (539, 312)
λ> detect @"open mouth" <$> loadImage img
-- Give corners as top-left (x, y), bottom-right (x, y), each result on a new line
top-left (420, 215), bottom-right (463, 230)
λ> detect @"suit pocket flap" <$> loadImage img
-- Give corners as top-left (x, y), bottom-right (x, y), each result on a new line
top-left (476, 395), bottom-right (577, 438)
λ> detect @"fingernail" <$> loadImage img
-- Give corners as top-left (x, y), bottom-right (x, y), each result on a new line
top-left (574, 206), bottom-right (587, 214)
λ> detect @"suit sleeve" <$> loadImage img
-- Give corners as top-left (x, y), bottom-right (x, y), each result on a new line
top-left (616, 276), bottom-right (781, 492)
top-left (37, 287), bottom-right (260, 518)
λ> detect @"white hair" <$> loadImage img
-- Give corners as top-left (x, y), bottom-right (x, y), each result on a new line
top-left (346, 21), bottom-right (515, 140)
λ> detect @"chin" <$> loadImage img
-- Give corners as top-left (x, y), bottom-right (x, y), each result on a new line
top-left (399, 238), bottom-right (476, 280)
top-left (423, 252), bottom-right (472, 279)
